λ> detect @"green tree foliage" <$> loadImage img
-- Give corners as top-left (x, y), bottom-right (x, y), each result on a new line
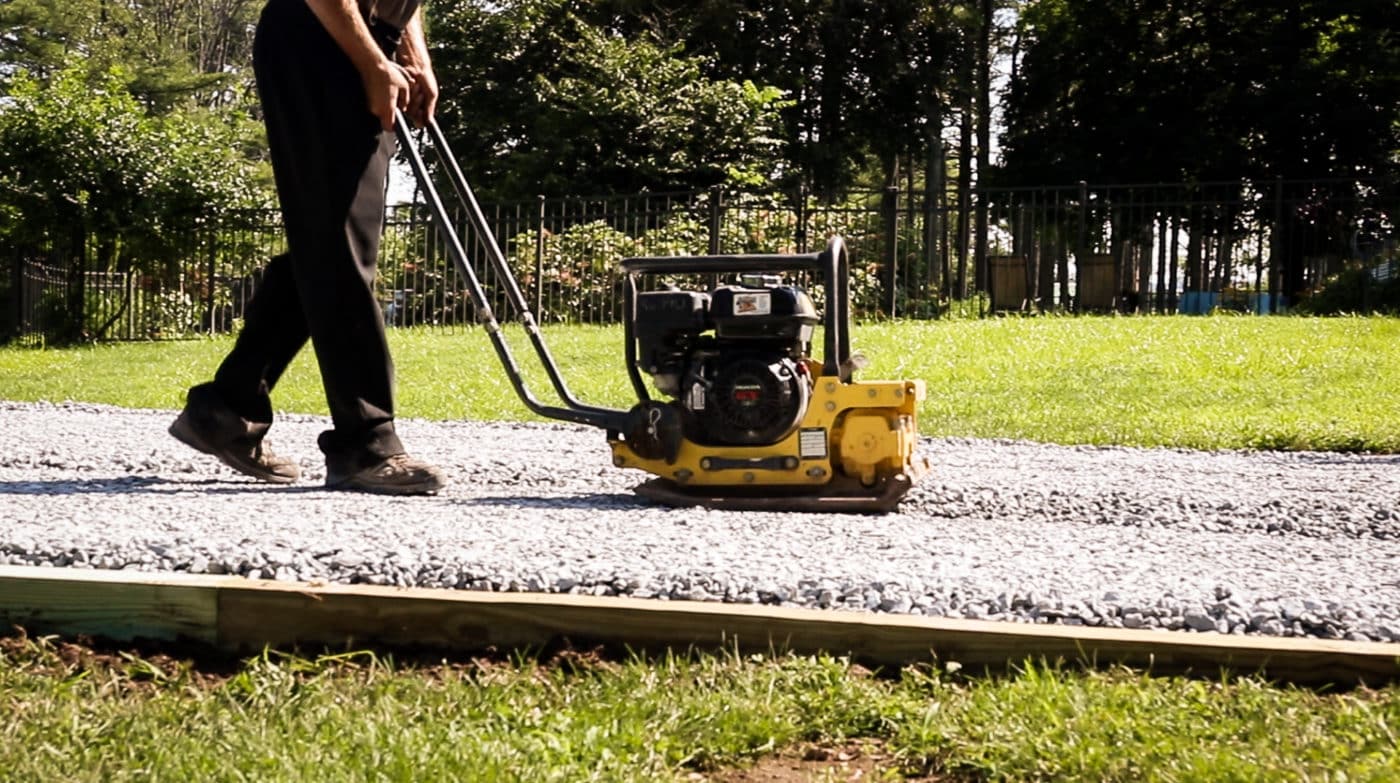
top-left (999, 0), bottom-right (1399, 300)
top-left (1000, 0), bottom-right (1400, 185)
top-left (429, 0), bottom-right (790, 199)
top-left (0, 63), bottom-right (266, 245)
top-left (0, 0), bottom-right (261, 112)
top-left (0, 0), bottom-right (269, 341)
top-left (0, 0), bottom-right (269, 258)
top-left (592, 0), bottom-right (967, 197)
top-left (0, 62), bottom-right (269, 338)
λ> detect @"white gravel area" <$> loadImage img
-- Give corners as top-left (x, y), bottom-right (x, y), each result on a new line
top-left (1, 400), bottom-right (1398, 643)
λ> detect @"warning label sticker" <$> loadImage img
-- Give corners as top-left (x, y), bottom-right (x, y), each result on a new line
top-left (690, 383), bottom-right (706, 411)
top-left (799, 428), bottom-right (827, 459)
top-left (733, 292), bottom-right (772, 316)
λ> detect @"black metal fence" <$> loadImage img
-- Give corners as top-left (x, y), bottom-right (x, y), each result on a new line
top-left (978, 178), bottom-right (1397, 315)
top-left (3, 214), bottom-right (285, 345)
top-left (3, 177), bottom-right (1395, 344)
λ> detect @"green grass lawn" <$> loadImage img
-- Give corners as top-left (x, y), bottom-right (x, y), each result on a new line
top-left (3, 637), bottom-right (1397, 782)
top-left (4, 315), bottom-right (1400, 451)
top-left (5, 315), bottom-right (1400, 780)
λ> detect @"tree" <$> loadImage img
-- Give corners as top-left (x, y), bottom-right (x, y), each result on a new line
top-left (999, 0), bottom-right (1400, 300)
top-left (592, 0), bottom-right (968, 198)
top-left (0, 61), bottom-right (269, 339)
top-left (428, 0), bottom-right (789, 200)
top-left (0, 0), bottom-right (260, 112)
top-left (431, 0), bottom-right (971, 200)
top-left (1000, 0), bottom-right (1400, 186)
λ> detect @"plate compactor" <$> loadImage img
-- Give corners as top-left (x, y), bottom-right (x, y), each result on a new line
top-left (397, 114), bottom-right (928, 513)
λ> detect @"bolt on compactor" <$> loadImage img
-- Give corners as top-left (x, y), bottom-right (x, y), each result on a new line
top-left (397, 114), bottom-right (927, 513)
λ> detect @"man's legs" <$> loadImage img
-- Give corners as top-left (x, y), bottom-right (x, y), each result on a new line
top-left (174, 0), bottom-right (441, 493)
top-left (170, 256), bottom-right (310, 482)
top-left (252, 0), bottom-right (401, 466)
top-left (195, 252), bottom-right (308, 422)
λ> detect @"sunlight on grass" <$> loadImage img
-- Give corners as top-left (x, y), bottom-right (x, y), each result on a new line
top-left (3, 315), bottom-right (1400, 452)
top-left (2, 638), bottom-right (1396, 782)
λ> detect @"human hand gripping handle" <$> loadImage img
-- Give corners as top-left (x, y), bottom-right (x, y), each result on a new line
top-left (396, 9), bottom-right (437, 128)
top-left (400, 61), bottom-right (438, 129)
top-left (301, 0), bottom-right (413, 131)
top-left (364, 58), bottom-right (414, 130)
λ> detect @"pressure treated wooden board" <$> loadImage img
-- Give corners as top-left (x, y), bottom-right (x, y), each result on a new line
top-left (2, 565), bottom-right (1396, 686)
top-left (1, 567), bottom-right (219, 644)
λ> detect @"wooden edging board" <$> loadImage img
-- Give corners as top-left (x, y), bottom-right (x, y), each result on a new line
top-left (1, 565), bottom-right (1396, 687)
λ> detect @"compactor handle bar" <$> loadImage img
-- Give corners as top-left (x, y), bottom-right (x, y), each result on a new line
top-left (394, 111), bottom-right (628, 432)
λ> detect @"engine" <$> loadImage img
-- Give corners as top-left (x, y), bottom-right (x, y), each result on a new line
top-left (634, 276), bottom-right (819, 446)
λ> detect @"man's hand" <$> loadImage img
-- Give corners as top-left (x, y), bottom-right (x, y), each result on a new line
top-left (396, 7), bottom-right (436, 128)
top-left (302, 0), bottom-right (408, 131)
top-left (363, 57), bottom-right (413, 131)
top-left (401, 63), bottom-right (438, 129)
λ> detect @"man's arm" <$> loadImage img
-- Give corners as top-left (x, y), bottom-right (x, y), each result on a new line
top-left (302, 0), bottom-right (411, 130)
top-left (397, 8), bottom-right (438, 128)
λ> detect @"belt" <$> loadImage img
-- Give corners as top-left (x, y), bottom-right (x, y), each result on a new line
top-left (366, 14), bottom-right (402, 55)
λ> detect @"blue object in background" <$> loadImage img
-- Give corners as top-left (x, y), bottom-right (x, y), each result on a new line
top-left (1178, 291), bottom-right (1219, 314)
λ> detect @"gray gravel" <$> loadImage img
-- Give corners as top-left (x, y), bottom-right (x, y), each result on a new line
top-left (2, 400), bottom-right (1398, 643)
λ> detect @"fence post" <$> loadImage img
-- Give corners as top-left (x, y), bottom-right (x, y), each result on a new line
top-left (534, 195), bottom-right (546, 319)
top-left (6, 250), bottom-right (16, 340)
top-left (882, 185), bottom-right (899, 317)
top-left (7, 247), bottom-right (18, 339)
top-left (794, 184), bottom-right (807, 254)
top-left (1076, 180), bottom-right (1088, 314)
top-left (205, 229), bottom-right (217, 335)
top-left (1270, 176), bottom-right (1283, 313)
top-left (923, 182), bottom-right (938, 311)
top-left (707, 185), bottom-right (724, 255)
top-left (127, 267), bottom-right (136, 340)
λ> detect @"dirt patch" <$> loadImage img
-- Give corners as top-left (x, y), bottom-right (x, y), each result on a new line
top-left (695, 739), bottom-right (946, 782)
top-left (1, 629), bottom-right (243, 690)
top-left (1, 630), bottom-right (641, 689)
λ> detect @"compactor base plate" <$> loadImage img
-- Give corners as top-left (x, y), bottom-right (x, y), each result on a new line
top-left (632, 473), bottom-right (915, 515)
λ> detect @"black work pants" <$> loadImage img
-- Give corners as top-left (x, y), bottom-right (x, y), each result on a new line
top-left (206, 0), bottom-right (403, 473)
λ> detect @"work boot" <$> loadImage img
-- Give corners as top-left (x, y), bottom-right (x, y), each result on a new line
top-left (169, 395), bottom-right (301, 484)
top-left (325, 453), bottom-right (446, 496)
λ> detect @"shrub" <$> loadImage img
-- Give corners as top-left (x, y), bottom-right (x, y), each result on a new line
top-left (1295, 262), bottom-right (1400, 315)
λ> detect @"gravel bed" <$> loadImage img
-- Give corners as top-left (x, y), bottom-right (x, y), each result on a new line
top-left (2, 400), bottom-right (1398, 643)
